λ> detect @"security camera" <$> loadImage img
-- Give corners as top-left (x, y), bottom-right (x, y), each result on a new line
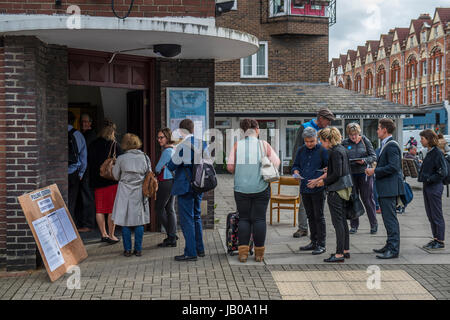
top-left (153, 44), bottom-right (181, 58)
top-left (216, 0), bottom-right (235, 16)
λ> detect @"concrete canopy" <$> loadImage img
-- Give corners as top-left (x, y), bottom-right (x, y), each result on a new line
top-left (0, 14), bottom-right (259, 61)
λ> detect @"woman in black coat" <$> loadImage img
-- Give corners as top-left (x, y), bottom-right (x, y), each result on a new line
top-left (418, 129), bottom-right (447, 250)
top-left (88, 120), bottom-right (124, 244)
top-left (315, 127), bottom-right (353, 263)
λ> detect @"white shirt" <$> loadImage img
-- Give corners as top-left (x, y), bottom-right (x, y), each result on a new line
top-left (381, 135), bottom-right (393, 148)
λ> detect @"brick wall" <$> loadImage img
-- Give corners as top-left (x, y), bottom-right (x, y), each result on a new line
top-left (0, 42), bottom-right (6, 268)
top-left (1, 36), bottom-right (68, 271)
top-left (0, 0), bottom-right (215, 18)
top-left (156, 59), bottom-right (215, 229)
top-left (216, 0), bottom-right (329, 83)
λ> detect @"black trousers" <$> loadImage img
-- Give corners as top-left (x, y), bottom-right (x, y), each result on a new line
top-left (155, 179), bottom-right (177, 238)
top-left (327, 191), bottom-right (350, 254)
top-left (379, 196), bottom-right (400, 254)
top-left (350, 174), bottom-right (378, 229)
top-left (423, 182), bottom-right (445, 242)
top-left (75, 168), bottom-right (96, 228)
top-left (234, 186), bottom-right (270, 247)
top-left (302, 191), bottom-right (326, 247)
top-left (68, 171), bottom-right (80, 220)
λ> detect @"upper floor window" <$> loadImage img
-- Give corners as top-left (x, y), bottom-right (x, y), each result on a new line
top-left (269, 0), bottom-right (326, 17)
top-left (421, 32), bottom-right (427, 43)
top-left (422, 87), bottom-right (427, 104)
top-left (241, 42), bottom-right (268, 78)
top-left (434, 26), bottom-right (439, 38)
top-left (421, 60), bottom-right (427, 76)
top-left (435, 57), bottom-right (440, 73)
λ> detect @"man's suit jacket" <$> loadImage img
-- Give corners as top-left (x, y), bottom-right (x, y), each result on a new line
top-left (374, 137), bottom-right (405, 198)
top-left (166, 136), bottom-right (206, 196)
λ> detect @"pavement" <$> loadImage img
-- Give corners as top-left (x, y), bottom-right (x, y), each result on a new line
top-left (1, 175), bottom-right (450, 300)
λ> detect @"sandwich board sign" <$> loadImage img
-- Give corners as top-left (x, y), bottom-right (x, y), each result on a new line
top-left (18, 184), bottom-right (88, 282)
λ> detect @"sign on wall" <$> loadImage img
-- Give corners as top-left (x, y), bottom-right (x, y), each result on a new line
top-left (18, 184), bottom-right (88, 282)
top-left (166, 88), bottom-right (209, 138)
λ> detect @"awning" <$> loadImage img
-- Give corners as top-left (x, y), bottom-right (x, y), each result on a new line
top-left (215, 82), bottom-right (427, 118)
top-left (0, 14), bottom-right (259, 61)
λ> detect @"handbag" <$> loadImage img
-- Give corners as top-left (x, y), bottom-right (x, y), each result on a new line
top-left (143, 154), bottom-right (158, 200)
top-left (344, 191), bottom-right (365, 220)
top-left (99, 141), bottom-right (117, 180)
top-left (258, 140), bottom-right (280, 183)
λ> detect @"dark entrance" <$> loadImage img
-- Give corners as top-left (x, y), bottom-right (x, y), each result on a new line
top-left (67, 49), bottom-right (158, 237)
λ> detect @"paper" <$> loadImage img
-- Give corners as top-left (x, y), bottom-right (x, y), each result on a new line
top-left (30, 188), bottom-right (51, 201)
top-left (32, 216), bottom-right (65, 272)
top-left (37, 197), bottom-right (55, 213)
top-left (47, 208), bottom-right (77, 248)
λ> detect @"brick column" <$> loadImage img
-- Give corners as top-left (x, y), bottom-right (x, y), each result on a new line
top-left (2, 36), bottom-right (67, 271)
top-left (0, 40), bottom-right (6, 268)
top-left (157, 59), bottom-right (216, 229)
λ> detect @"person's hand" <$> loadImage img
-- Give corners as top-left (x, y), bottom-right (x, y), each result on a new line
top-left (365, 168), bottom-right (375, 176)
top-left (323, 167), bottom-right (328, 173)
top-left (315, 179), bottom-right (324, 187)
top-left (306, 179), bottom-right (318, 189)
top-left (356, 160), bottom-right (365, 165)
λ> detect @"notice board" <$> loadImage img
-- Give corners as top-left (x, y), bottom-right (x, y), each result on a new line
top-left (18, 184), bottom-right (88, 282)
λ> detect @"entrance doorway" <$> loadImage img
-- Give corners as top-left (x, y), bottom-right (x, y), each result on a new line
top-left (67, 49), bottom-right (157, 238)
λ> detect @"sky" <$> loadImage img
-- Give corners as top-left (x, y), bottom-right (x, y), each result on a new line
top-left (329, 0), bottom-right (450, 60)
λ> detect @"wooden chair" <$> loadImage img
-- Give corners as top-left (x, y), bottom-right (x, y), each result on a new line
top-left (270, 176), bottom-right (300, 226)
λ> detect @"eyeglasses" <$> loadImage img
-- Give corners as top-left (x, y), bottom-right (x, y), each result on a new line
top-left (157, 136), bottom-right (166, 140)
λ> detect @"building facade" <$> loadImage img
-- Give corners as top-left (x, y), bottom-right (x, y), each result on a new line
top-left (330, 9), bottom-right (450, 134)
top-left (0, 1), bottom-right (259, 271)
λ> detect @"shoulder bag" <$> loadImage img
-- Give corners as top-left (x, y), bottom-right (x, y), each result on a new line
top-left (99, 141), bottom-right (117, 180)
top-left (258, 140), bottom-right (280, 183)
top-left (143, 154), bottom-right (158, 200)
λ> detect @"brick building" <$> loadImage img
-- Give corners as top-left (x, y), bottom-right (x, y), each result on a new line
top-left (330, 8), bottom-right (450, 134)
top-left (0, 1), bottom-right (258, 271)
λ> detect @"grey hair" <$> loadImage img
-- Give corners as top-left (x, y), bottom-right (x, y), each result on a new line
top-left (302, 127), bottom-right (317, 139)
top-left (81, 113), bottom-right (92, 122)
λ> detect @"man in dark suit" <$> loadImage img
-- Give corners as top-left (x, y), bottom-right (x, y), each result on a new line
top-left (365, 118), bottom-right (405, 259)
top-left (167, 119), bottom-right (207, 262)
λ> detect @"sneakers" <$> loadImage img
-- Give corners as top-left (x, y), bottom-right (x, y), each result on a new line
top-left (349, 228), bottom-right (357, 234)
top-left (293, 229), bottom-right (308, 238)
top-left (423, 240), bottom-right (445, 250)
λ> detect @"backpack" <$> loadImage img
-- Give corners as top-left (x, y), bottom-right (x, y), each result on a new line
top-left (183, 141), bottom-right (217, 194)
top-left (443, 154), bottom-right (450, 185)
top-left (68, 128), bottom-right (79, 165)
top-left (143, 154), bottom-right (158, 200)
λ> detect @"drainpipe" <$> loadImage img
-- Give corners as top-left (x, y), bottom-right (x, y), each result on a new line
top-left (444, 25), bottom-right (448, 134)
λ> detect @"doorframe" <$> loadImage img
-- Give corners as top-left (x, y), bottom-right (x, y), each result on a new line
top-left (67, 48), bottom-right (158, 231)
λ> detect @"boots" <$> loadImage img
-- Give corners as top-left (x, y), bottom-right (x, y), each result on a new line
top-left (238, 245), bottom-right (250, 263)
top-left (254, 246), bottom-right (265, 262)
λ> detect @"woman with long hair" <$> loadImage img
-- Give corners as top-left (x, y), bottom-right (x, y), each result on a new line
top-left (88, 120), bottom-right (123, 244)
top-left (155, 128), bottom-right (177, 247)
top-left (419, 129), bottom-right (447, 250)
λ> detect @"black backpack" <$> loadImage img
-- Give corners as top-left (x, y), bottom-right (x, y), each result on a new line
top-left (443, 154), bottom-right (450, 185)
top-left (68, 128), bottom-right (79, 165)
top-left (183, 141), bottom-right (217, 194)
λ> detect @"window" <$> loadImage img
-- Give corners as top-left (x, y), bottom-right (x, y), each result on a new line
top-left (422, 87), bottom-right (427, 104)
top-left (422, 60), bottom-right (427, 76)
top-left (435, 57), bottom-right (440, 73)
top-left (241, 42), bottom-right (268, 78)
top-left (412, 90), bottom-right (416, 106)
top-left (421, 32), bottom-right (427, 43)
top-left (270, 0), bottom-right (286, 16)
top-left (285, 119), bottom-right (302, 159)
top-left (434, 26), bottom-right (438, 38)
top-left (436, 85), bottom-right (440, 101)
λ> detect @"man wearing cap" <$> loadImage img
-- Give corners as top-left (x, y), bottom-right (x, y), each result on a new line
top-left (291, 108), bottom-right (335, 238)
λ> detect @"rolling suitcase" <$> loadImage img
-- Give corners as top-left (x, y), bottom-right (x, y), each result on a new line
top-left (226, 211), bottom-right (253, 256)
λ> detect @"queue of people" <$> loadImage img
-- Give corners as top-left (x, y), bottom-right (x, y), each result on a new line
top-left (68, 109), bottom-right (448, 263)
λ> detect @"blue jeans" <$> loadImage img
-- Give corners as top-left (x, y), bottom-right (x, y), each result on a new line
top-left (122, 226), bottom-right (144, 252)
top-left (178, 191), bottom-right (205, 257)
